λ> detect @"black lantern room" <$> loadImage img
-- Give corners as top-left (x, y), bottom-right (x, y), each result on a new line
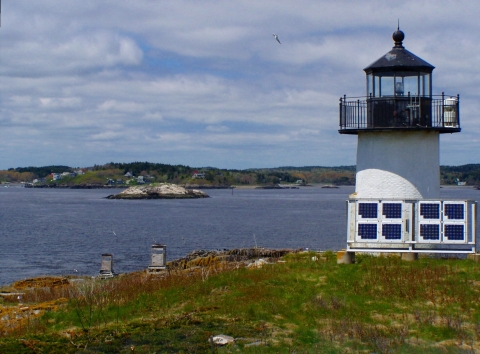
top-left (339, 28), bottom-right (460, 134)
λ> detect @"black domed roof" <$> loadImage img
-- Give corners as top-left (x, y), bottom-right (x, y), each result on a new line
top-left (364, 29), bottom-right (434, 74)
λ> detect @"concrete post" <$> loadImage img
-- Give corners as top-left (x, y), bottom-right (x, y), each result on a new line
top-left (337, 249), bottom-right (355, 264)
top-left (467, 253), bottom-right (480, 263)
top-left (401, 252), bottom-right (418, 262)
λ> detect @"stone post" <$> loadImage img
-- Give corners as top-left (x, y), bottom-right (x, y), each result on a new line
top-left (337, 249), bottom-right (355, 264)
top-left (401, 252), bottom-right (418, 262)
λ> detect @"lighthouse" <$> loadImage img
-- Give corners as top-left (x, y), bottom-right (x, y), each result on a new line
top-left (339, 28), bottom-right (476, 258)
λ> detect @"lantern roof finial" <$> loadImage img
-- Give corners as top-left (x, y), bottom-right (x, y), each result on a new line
top-left (364, 27), bottom-right (434, 73)
top-left (392, 21), bottom-right (405, 48)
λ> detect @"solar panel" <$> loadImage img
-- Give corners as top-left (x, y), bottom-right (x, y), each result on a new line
top-left (444, 224), bottom-right (464, 241)
top-left (420, 203), bottom-right (440, 219)
top-left (420, 224), bottom-right (440, 240)
top-left (382, 203), bottom-right (402, 219)
top-left (359, 203), bottom-right (378, 218)
top-left (444, 204), bottom-right (464, 220)
top-left (358, 224), bottom-right (377, 239)
top-left (382, 224), bottom-right (402, 240)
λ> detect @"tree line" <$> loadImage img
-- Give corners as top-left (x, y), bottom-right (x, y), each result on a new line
top-left (2, 162), bottom-right (480, 186)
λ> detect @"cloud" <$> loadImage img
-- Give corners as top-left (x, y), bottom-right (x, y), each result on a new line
top-left (206, 125), bottom-right (229, 133)
top-left (0, 0), bottom-right (478, 169)
top-left (98, 99), bottom-right (144, 112)
top-left (39, 97), bottom-right (82, 109)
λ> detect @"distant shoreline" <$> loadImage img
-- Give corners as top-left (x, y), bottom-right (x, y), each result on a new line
top-left (17, 183), bottom-right (320, 190)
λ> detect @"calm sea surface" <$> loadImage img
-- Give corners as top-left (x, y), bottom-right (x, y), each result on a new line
top-left (0, 186), bottom-right (478, 285)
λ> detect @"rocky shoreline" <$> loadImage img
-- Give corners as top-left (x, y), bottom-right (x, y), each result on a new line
top-left (167, 248), bottom-right (300, 269)
top-left (0, 248), bottom-right (301, 292)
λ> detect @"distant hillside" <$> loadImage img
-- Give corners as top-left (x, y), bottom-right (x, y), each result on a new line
top-left (440, 164), bottom-right (480, 185)
top-left (249, 166), bottom-right (356, 185)
top-left (2, 162), bottom-right (480, 186)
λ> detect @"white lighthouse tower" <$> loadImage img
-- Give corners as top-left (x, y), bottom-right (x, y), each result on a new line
top-left (339, 29), bottom-right (476, 259)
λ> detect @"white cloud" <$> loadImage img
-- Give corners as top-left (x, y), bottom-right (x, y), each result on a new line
top-left (206, 125), bottom-right (229, 133)
top-left (39, 97), bottom-right (82, 108)
top-left (53, 33), bottom-right (143, 67)
top-left (98, 100), bottom-right (144, 112)
top-left (0, 0), bottom-right (478, 169)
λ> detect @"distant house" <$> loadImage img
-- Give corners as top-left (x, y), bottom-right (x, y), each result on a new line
top-left (455, 178), bottom-right (467, 186)
top-left (144, 175), bottom-right (154, 182)
top-left (192, 172), bottom-right (205, 179)
top-left (74, 169), bottom-right (85, 175)
top-left (295, 180), bottom-right (304, 184)
top-left (33, 178), bottom-right (46, 184)
top-left (137, 176), bottom-right (145, 184)
top-left (52, 173), bottom-right (61, 181)
top-left (124, 172), bottom-right (133, 178)
top-left (61, 172), bottom-right (76, 178)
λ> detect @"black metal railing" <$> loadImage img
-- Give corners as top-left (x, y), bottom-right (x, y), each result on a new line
top-left (339, 93), bottom-right (460, 133)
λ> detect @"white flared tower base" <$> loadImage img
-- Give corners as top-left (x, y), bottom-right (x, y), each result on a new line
top-left (355, 130), bottom-right (440, 199)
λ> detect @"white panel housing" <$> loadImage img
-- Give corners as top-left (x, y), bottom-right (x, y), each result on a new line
top-left (347, 199), bottom-right (476, 253)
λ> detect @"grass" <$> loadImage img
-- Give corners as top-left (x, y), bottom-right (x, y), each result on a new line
top-left (1, 252), bottom-right (480, 353)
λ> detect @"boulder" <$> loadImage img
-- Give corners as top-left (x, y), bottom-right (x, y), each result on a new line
top-left (211, 335), bottom-right (234, 346)
top-left (107, 183), bottom-right (209, 199)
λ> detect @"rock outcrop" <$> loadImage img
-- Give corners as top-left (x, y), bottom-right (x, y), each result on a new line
top-left (167, 248), bottom-right (299, 269)
top-left (107, 183), bottom-right (209, 199)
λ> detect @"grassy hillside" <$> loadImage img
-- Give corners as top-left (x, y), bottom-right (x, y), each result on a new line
top-left (1, 252), bottom-right (480, 353)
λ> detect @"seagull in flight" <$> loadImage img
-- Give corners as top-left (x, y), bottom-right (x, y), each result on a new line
top-left (272, 33), bottom-right (281, 44)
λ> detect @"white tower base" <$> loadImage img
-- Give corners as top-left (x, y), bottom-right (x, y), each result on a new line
top-left (355, 130), bottom-right (440, 199)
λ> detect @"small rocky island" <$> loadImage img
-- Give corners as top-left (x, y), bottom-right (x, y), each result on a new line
top-left (107, 183), bottom-right (209, 199)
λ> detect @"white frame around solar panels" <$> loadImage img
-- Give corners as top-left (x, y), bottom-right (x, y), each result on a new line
top-left (379, 201), bottom-right (409, 243)
top-left (442, 201), bottom-right (470, 244)
top-left (417, 201), bottom-right (442, 243)
top-left (347, 199), bottom-right (477, 253)
top-left (354, 200), bottom-right (408, 243)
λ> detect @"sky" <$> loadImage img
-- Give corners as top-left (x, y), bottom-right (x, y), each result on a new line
top-left (1, 0), bottom-right (479, 170)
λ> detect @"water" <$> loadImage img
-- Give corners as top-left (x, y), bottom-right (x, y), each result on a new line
top-left (0, 186), bottom-right (478, 285)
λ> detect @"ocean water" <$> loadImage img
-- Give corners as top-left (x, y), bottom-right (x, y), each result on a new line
top-left (0, 186), bottom-right (478, 285)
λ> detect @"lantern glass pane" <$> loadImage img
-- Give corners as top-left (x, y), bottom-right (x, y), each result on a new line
top-left (367, 74), bottom-right (373, 96)
top-left (380, 76), bottom-right (394, 96)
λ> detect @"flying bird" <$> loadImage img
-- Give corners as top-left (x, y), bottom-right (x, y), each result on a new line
top-left (272, 33), bottom-right (281, 44)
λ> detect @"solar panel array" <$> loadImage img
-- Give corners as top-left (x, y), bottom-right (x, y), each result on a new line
top-left (352, 200), bottom-right (474, 246)
top-left (420, 224), bottom-right (440, 240)
top-left (358, 203), bottom-right (378, 219)
top-left (357, 202), bottom-right (404, 242)
top-left (444, 204), bottom-right (464, 220)
top-left (382, 203), bottom-right (402, 219)
top-left (444, 224), bottom-right (465, 241)
top-left (382, 224), bottom-right (402, 240)
top-left (358, 224), bottom-right (377, 240)
top-left (420, 203), bottom-right (440, 219)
